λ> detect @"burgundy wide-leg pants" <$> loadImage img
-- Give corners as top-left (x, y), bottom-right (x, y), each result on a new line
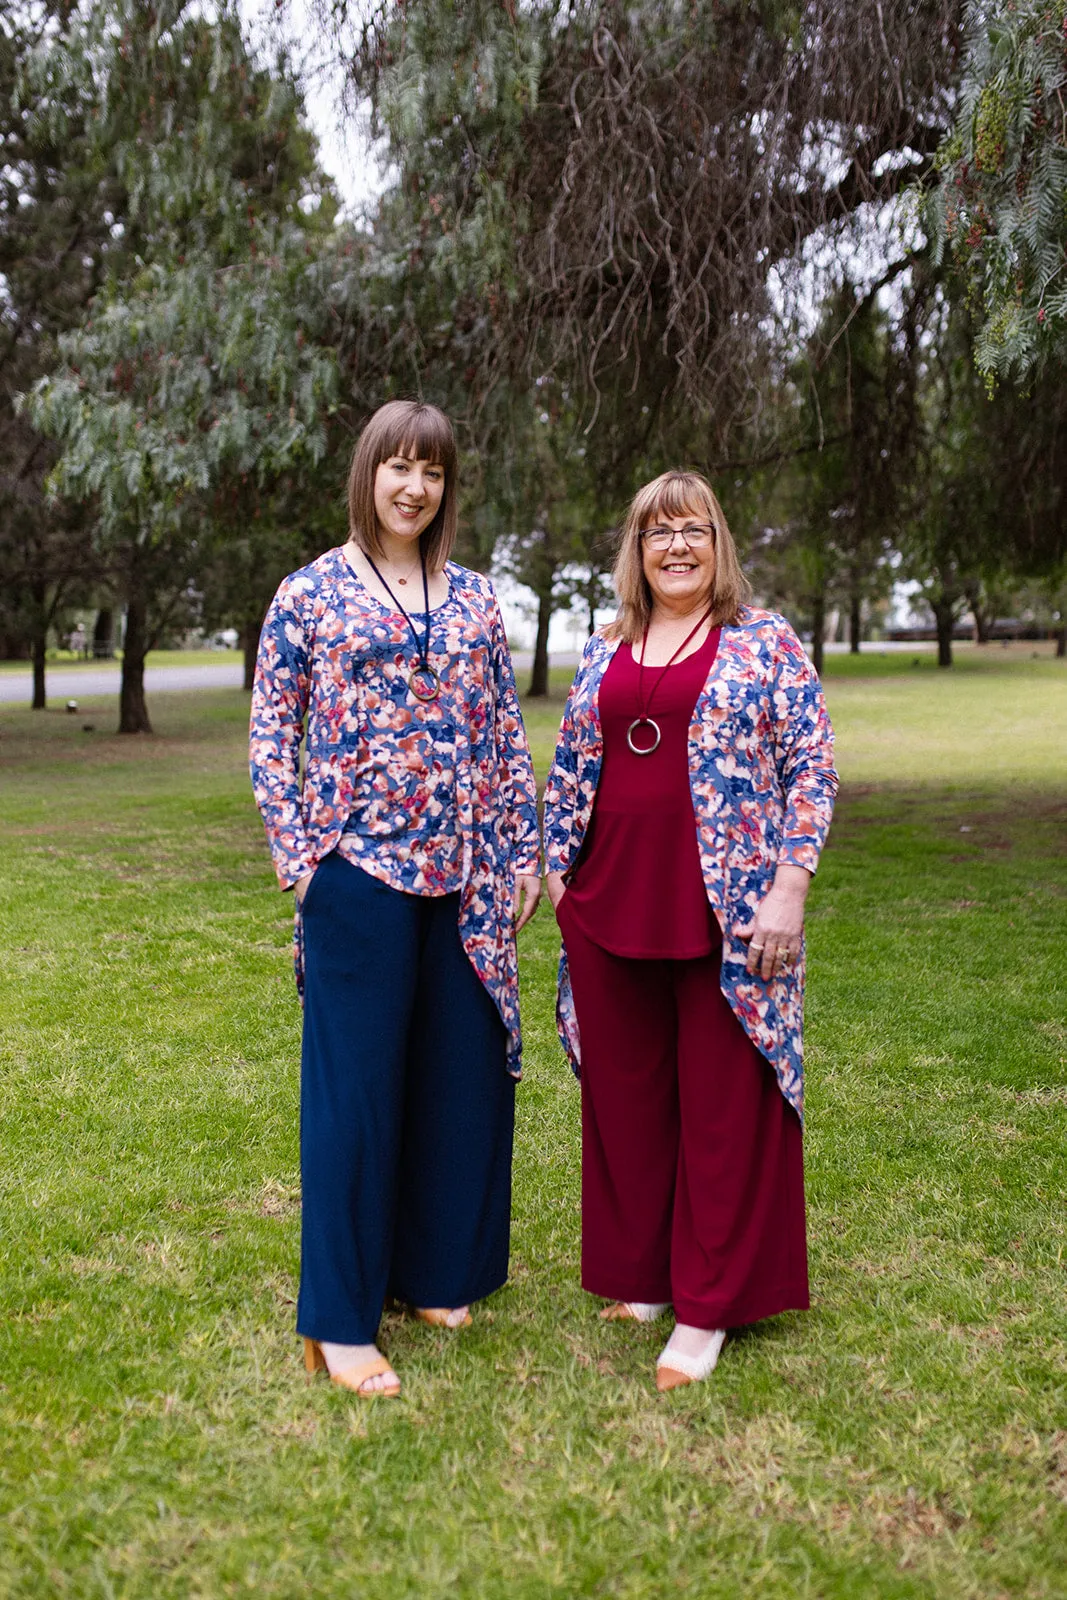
top-left (559, 897), bottom-right (809, 1329)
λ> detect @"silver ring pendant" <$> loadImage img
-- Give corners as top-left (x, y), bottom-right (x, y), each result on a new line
top-left (408, 664), bottom-right (442, 703)
top-left (626, 716), bottom-right (661, 755)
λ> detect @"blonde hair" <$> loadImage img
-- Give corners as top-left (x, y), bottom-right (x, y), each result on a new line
top-left (605, 469), bottom-right (751, 643)
top-left (346, 400), bottom-right (458, 571)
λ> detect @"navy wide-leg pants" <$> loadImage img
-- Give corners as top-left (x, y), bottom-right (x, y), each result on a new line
top-left (297, 852), bottom-right (514, 1344)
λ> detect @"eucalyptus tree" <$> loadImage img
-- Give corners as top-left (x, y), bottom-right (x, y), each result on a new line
top-left (898, 279), bottom-right (1067, 665)
top-left (319, 0), bottom-right (963, 437)
top-left (785, 284), bottom-right (910, 666)
top-left (0, 3), bottom-right (116, 701)
top-left (931, 0), bottom-right (1067, 383)
top-left (22, 0), bottom-right (340, 730)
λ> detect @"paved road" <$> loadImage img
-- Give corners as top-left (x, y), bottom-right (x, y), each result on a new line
top-left (0, 662), bottom-right (245, 703)
top-left (1, 640), bottom-right (932, 705)
top-left (0, 651), bottom-right (566, 705)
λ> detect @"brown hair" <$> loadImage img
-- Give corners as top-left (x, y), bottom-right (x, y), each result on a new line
top-left (346, 400), bottom-right (458, 571)
top-left (605, 469), bottom-right (751, 643)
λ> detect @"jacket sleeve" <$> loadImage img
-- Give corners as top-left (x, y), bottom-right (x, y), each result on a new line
top-left (770, 621), bottom-right (838, 873)
top-left (488, 585), bottom-right (541, 875)
top-left (249, 576), bottom-right (317, 889)
top-left (542, 649), bottom-right (590, 875)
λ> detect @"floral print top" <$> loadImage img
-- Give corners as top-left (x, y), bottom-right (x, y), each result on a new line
top-left (336, 590), bottom-right (468, 895)
top-left (542, 607), bottom-right (838, 1117)
top-left (250, 546), bottom-right (541, 1076)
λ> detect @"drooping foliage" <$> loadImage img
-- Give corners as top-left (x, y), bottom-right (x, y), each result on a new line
top-left (0, 2), bottom-right (116, 696)
top-left (21, 0), bottom-right (343, 727)
top-left (931, 0), bottom-right (1067, 381)
top-left (331, 0), bottom-right (963, 435)
top-left (14, 0), bottom-right (1067, 699)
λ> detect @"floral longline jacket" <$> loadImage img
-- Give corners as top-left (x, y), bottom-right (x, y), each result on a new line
top-left (249, 547), bottom-right (541, 1077)
top-left (542, 608), bottom-right (838, 1117)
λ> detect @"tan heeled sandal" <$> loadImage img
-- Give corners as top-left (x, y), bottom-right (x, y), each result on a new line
top-left (600, 1301), bottom-right (671, 1323)
top-left (304, 1338), bottom-right (401, 1397)
top-left (413, 1307), bottom-right (473, 1329)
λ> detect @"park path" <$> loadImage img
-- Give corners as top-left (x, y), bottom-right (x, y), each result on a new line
top-left (2, 642), bottom-right (932, 707)
top-left (0, 662), bottom-right (244, 703)
top-left (0, 652), bottom-right (557, 705)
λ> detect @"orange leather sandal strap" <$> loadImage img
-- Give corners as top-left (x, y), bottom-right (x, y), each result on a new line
top-left (599, 1302), bottom-right (638, 1321)
top-left (329, 1356), bottom-right (401, 1396)
top-left (414, 1307), bottom-right (473, 1328)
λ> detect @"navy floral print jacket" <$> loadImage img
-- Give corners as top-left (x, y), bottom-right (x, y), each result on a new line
top-left (543, 608), bottom-right (838, 1116)
top-left (250, 547), bottom-right (540, 1076)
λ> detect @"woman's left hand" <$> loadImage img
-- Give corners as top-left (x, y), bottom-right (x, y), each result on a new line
top-left (740, 864), bottom-right (811, 980)
top-left (513, 873), bottom-right (542, 933)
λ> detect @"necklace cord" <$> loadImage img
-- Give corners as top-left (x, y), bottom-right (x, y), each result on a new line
top-left (364, 545), bottom-right (431, 669)
top-left (635, 608), bottom-right (713, 725)
top-left (363, 544), bottom-right (440, 700)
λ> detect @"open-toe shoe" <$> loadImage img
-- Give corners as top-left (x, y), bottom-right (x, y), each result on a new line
top-left (655, 1329), bottom-right (726, 1392)
top-left (600, 1301), bottom-right (671, 1323)
top-left (304, 1338), bottom-right (401, 1397)
top-left (413, 1306), bottom-right (473, 1329)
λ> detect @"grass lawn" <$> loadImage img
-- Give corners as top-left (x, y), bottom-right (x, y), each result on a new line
top-left (0, 651), bottom-right (1065, 1598)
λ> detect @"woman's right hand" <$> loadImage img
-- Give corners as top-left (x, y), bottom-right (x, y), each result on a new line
top-left (294, 870), bottom-right (316, 905)
top-left (545, 871), bottom-right (568, 912)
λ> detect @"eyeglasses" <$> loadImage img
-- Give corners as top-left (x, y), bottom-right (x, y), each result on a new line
top-left (640, 524), bottom-right (716, 550)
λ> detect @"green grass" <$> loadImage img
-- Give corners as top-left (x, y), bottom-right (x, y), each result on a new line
top-left (1, 655), bottom-right (1065, 1598)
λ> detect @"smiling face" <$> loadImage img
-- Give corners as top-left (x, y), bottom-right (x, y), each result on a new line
top-left (372, 454), bottom-right (446, 558)
top-left (640, 510), bottom-right (718, 617)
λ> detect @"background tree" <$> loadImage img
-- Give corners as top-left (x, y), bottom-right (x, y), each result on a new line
top-left (783, 284), bottom-right (908, 669)
top-left (23, 0), bottom-right (339, 730)
top-left (337, 0), bottom-right (962, 433)
top-left (0, 3), bottom-right (118, 703)
top-left (897, 279), bottom-right (1067, 664)
top-left (931, 0), bottom-right (1067, 383)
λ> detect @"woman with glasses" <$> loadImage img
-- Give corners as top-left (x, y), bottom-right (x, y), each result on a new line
top-left (250, 400), bottom-right (541, 1397)
top-left (543, 469), bottom-right (837, 1390)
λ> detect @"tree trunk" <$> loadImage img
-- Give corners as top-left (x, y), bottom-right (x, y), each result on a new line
top-left (119, 590), bottom-right (153, 734)
top-left (932, 598), bottom-right (955, 668)
top-left (811, 590), bottom-right (826, 677)
top-left (29, 579), bottom-right (49, 708)
top-left (240, 619), bottom-right (259, 693)
top-left (849, 591), bottom-right (862, 654)
top-left (93, 607), bottom-right (114, 659)
top-left (528, 585), bottom-right (552, 697)
top-left (971, 600), bottom-right (992, 644)
top-left (1056, 624), bottom-right (1066, 659)
top-left (31, 631), bottom-right (47, 710)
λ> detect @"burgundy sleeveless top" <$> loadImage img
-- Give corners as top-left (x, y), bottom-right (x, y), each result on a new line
top-left (563, 627), bottom-right (722, 959)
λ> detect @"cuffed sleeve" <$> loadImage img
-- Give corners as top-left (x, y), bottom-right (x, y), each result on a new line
top-left (249, 578), bottom-right (317, 888)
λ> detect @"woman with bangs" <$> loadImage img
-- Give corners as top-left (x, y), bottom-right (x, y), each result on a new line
top-left (251, 400), bottom-right (541, 1397)
top-left (543, 470), bottom-right (837, 1391)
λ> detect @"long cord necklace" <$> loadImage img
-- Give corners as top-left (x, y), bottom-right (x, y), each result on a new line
top-left (627, 608), bottom-right (713, 755)
top-left (363, 544), bottom-right (442, 703)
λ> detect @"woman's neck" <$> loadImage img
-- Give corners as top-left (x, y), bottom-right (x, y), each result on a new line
top-left (649, 597), bottom-right (712, 628)
top-left (369, 531), bottom-right (423, 572)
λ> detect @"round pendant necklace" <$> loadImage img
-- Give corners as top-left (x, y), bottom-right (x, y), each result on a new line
top-left (363, 545), bottom-right (442, 702)
top-left (627, 608), bottom-right (712, 755)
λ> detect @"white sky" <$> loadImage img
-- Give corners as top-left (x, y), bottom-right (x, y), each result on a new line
top-left (240, 0), bottom-right (383, 217)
